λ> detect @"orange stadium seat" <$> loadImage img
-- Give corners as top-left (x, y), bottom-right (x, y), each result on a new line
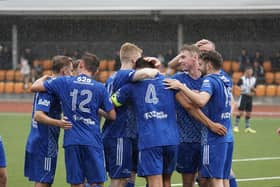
top-left (265, 85), bottom-right (276, 96)
top-left (14, 70), bottom-right (23, 82)
top-left (107, 60), bottom-right (116, 71)
top-left (0, 70), bottom-right (6, 81)
top-left (97, 71), bottom-right (109, 83)
top-left (42, 59), bottom-right (53, 70)
top-left (99, 60), bottom-right (108, 71)
top-left (231, 61), bottom-right (240, 72)
top-left (4, 82), bottom-right (14, 93)
top-left (255, 84), bottom-right (266, 97)
top-left (264, 72), bottom-right (275, 84)
top-left (263, 60), bottom-right (272, 72)
top-left (43, 70), bottom-right (52, 76)
top-left (26, 82), bottom-right (33, 93)
top-left (108, 71), bottom-right (116, 77)
top-left (0, 82), bottom-right (4, 93)
top-left (274, 72), bottom-right (280, 84)
top-left (222, 60), bottom-right (232, 73)
top-left (277, 85), bottom-right (280, 96)
top-left (14, 82), bottom-right (24, 94)
top-left (5, 70), bottom-right (15, 81)
top-left (232, 72), bottom-right (242, 84)
top-left (232, 85), bottom-right (241, 97)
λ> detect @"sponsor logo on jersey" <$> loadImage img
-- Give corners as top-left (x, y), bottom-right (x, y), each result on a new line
top-left (38, 99), bottom-right (50, 107)
top-left (144, 111), bottom-right (168, 120)
top-left (221, 112), bottom-right (231, 119)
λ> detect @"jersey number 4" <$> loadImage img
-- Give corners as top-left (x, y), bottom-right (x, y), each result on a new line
top-left (145, 84), bottom-right (159, 104)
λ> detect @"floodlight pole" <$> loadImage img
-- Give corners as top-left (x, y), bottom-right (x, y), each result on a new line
top-left (12, 24), bottom-right (18, 70)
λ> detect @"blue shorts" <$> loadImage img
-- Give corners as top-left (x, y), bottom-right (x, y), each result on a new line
top-left (138, 145), bottom-right (178, 177)
top-left (131, 138), bottom-right (138, 172)
top-left (200, 142), bottom-right (233, 179)
top-left (24, 151), bottom-right (57, 184)
top-left (0, 140), bottom-right (6, 167)
top-left (64, 145), bottom-right (107, 185)
top-left (103, 138), bottom-right (132, 178)
top-left (176, 142), bottom-right (201, 174)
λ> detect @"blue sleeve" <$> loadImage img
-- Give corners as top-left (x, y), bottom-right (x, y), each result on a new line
top-left (200, 77), bottom-right (214, 97)
top-left (35, 92), bottom-right (53, 113)
top-left (43, 77), bottom-right (65, 96)
top-left (111, 84), bottom-right (133, 106)
top-left (121, 69), bottom-right (136, 82)
top-left (101, 86), bottom-right (114, 112)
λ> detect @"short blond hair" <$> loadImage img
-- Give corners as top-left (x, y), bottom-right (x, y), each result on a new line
top-left (120, 42), bottom-right (143, 63)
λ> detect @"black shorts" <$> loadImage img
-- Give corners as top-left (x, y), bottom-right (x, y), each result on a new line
top-left (238, 94), bottom-right (253, 112)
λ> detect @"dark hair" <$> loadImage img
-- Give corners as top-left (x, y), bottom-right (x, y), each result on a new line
top-left (135, 57), bottom-right (155, 69)
top-left (52, 55), bottom-right (72, 74)
top-left (72, 59), bottom-right (80, 70)
top-left (199, 50), bottom-right (223, 70)
top-left (82, 52), bottom-right (100, 73)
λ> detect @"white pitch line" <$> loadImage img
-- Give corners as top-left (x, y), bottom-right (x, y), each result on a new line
top-left (237, 176), bottom-right (280, 182)
top-left (165, 176), bottom-right (280, 187)
top-left (233, 157), bottom-right (280, 162)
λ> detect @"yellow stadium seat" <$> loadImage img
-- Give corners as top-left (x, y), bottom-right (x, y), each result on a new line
top-left (222, 60), bottom-right (232, 73)
top-left (266, 85), bottom-right (276, 96)
top-left (255, 85), bottom-right (266, 97)
top-left (232, 85), bottom-right (241, 97)
top-left (263, 60), bottom-right (272, 72)
top-left (264, 72), bottom-right (275, 84)
top-left (0, 82), bottom-right (4, 93)
top-left (14, 82), bottom-right (24, 94)
top-left (232, 72), bottom-right (243, 84)
top-left (231, 61), bottom-right (240, 72)
top-left (5, 70), bottom-right (15, 81)
top-left (274, 72), bottom-right (280, 84)
top-left (4, 82), bottom-right (14, 93)
top-left (0, 70), bottom-right (6, 81)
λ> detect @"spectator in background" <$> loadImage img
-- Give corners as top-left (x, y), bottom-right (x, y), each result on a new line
top-left (31, 60), bottom-right (43, 82)
top-left (0, 45), bottom-right (12, 70)
top-left (252, 60), bottom-right (264, 85)
top-left (165, 48), bottom-right (176, 63)
top-left (19, 55), bottom-right (31, 91)
top-left (114, 50), bottom-right (121, 70)
top-left (233, 66), bottom-right (257, 134)
top-left (0, 45), bottom-right (5, 69)
top-left (3, 46), bottom-right (12, 69)
top-left (238, 48), bottom-right (251, 72)
top-left (23, 48), bottom-right (35, 68)
top-left (157, 53), bottom-right (166, 67)
top-left (251, 51), bottom-right (264, 65)
top-left (271, 51), bottom-right (280, 72)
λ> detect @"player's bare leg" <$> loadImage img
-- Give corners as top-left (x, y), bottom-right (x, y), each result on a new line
top-left (146, 175), bottom-right (163, 187)
top-left (0, 167), bottom-right (7, 187)
top-left (182, 173), bottom-right (196, 187)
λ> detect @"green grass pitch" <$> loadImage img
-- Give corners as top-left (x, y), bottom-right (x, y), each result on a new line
top-left (0, 113), bottom-right (280, 187)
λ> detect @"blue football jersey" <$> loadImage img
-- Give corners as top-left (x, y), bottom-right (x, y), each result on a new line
top-left (200, 73), bottom-right (233, 144)
top-left (114, 74), bottom-right (179, 150)
top-left (172, 72), bottom-right (204, 143)
top-left (102, 69), bottom-right (137, 139)
top-left (44, 74), bottom-right (114, 148)
top-left (25, 91), bottom-right (61, 157)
